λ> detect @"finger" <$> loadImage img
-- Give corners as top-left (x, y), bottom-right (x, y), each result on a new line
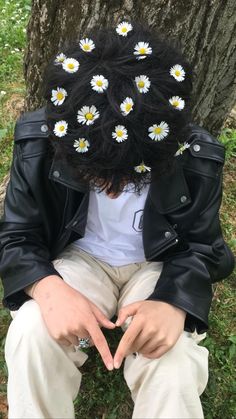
top-left (88, 321), bottom-right (114, 371)
top-left (114, 317), bottom-right (142, 368)
top-left (142, 344), bottom-right (169, 359)
top-left (116, 302), bottom-right (142, 327)
top-left (57, 338), bottom-right (72, 347)
top-left (91, 304), bottom-right (116, 329)
top-left (129, 333), bottom-right (152, 354)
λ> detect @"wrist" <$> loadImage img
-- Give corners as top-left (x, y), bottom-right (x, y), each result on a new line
top-left (25, 275), bottom-right (63, 301)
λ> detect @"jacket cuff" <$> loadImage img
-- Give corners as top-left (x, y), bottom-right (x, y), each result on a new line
top-left (146, 251), bottom-right (213, 334)
top-left (2, 264), bottom-right (62, 310)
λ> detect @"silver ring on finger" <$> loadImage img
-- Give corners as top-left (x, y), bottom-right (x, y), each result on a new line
top-left (77, 336), bottom-right (91, 349)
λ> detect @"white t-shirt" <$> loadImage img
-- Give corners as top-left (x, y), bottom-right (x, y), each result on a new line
top-left (73, 184), bottom-right (149, 266)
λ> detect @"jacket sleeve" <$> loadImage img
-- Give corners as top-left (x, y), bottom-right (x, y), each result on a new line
top-left (0, 143), bottom-right (61, 310)
top-left (146, 136), bottom-right (235, 334)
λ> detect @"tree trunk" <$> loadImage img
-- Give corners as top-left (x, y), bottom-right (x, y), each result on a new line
top-left (24, 0), bottom-right (236, 136)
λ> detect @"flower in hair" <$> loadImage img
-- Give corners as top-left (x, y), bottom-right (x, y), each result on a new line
top-left (73, 138), bottom-right (90, 153)
top-left (148, 122), bottom-right (169, 141)
top-left (135, 75), bottom-right (151, 93)
top-left (80, 38), bottom-right (95, 52)
top-left (120, 97), bottom-right (134, 116)
top-left (169, 96), bottom-right (185, 110)
top-left (134, 42), bottom-right (152, 60)
top-left (54, 53), bottom-right (67, 65)
top-left (170, 64), bottom-right (185, 82)
top-left (175, 142), bottom-right (190, 156)
top-left (77, 105), bottom-right (100, 125)
top-left (112, 125), bottom-right (128, 142)
top-left (134, 162), bottom-right (151, 173)
top-left (53, 120), bottom-right (68, 137)
top-left (91, 75), bottom-right (109, 93)
top-left (51, 87), bottom-right (68, 106)
top-left (62, 58), bottom-right (80, 73)
top-left (116, 22), bottom-right (133, 37)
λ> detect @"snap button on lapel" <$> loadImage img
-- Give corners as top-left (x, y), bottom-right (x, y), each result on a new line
top-left (164, 231), bottom-right (172, 239)
top-left (180, 195), bottom-right (187, 203)
top-left (53, 170), bottom-right (60, 178)
top-left (193, 144), bottom-right (201, 152)
top-left (41, 124), bottom-right (48, 133)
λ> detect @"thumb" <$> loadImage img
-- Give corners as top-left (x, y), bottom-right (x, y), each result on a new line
top-left (91, 303), bottom-right (116, 329)
top-left (116, 301), bottom-right (142, 327)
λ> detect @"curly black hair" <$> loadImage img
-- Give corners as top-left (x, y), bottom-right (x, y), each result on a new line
top-left (43, 22), bottom-right (193, 194)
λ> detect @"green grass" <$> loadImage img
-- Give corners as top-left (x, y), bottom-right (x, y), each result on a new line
top-left (0, 2), bottom-right (235, 418)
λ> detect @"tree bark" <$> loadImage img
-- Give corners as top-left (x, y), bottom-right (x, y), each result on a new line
top-left (24, 0), bottom-right (236, 136)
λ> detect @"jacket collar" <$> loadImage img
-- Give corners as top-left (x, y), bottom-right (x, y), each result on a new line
top-left (49, 149), bottom-right (191, 213)
top-left (149, 160), bottom-right (191, 214)
top-left (48, 147), bottom-right (89, 193)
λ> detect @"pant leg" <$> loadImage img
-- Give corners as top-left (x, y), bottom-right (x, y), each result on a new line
top-left (5, 300), bottom-right (85, 419)
top-left (5, 245), bottom-right (119, 419)
top-left (119, 261), bottom-right (209, 419)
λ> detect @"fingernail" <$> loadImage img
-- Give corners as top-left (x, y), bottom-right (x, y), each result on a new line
top-left (116, 320), bottom-right (120, 326)
top-left (107, 363), bottom-right (114, 371)
top-left (114, 361), bottom-right (120, 369)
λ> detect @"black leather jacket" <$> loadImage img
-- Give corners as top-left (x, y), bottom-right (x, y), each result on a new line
top-left (0, 108), bottom-right (234, 333)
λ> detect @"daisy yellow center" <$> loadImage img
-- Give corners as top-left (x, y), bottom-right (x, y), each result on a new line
top-left (116, 130), bottom-right (123, 137)
top-left (56, 92), bottom-right (64, 100)
top-left (121, 27), bottom-right (128, 33)
top-left (175, 70), bottom-right (181, 76)
top-left (79, 141), bottom-right (86, 148)
top-left (138, 81), bottom-right (145, 88)
top-left (154, 127), bottom-right (162, 135)
top-left (172, 101), bottom-right (179, 107)
top-left (83, 44), bottom-right (90, 51)
top-left (96, 80), bottom-right (103, 87)
top-left (139, 48), bottom-right (146, 54)
top-left (140, 165), bottom-right (145, 171)
top-left (68, 63), bottom-right (75, 69)
top-left (125, 103), bottom-right (132, 112)
top-left (58, 58), bottom-right (64, 62)
top-left (85, 112), bottom-right (94, 120)
top-left (59, 126), bottom-right (65, 132)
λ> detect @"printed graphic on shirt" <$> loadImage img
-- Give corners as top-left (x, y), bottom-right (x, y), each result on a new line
top-left (132, 209), bottom-right (144, 232)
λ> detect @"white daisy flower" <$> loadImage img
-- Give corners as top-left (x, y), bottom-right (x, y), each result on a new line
top-left (116, 21), bottom-right (133, 37)
top-left (53, 120), bottom-right (68, 137)
top-left (170, 64), bottom-right (185, 82)
top-left (77, 105), bottom-right (100, 126)
top-left (134, 162), bottom-right (151, 173)
top-left (120, 97), bottom-right (134, 116)
top-left (148, 122), bottom-right (169, 141)
top-left (169, 96), bottom-right (185, 110)
top-left (135, 75), bottom-right (151, 93)
top-left (62, 58), bottom-right (80, 73)
top-left (112, 125), bottom-right (128, 143)
top-left (73, 138), bottom-right (90, 153)
top-left (79, 38), bottom-right (95, 52)
top-left (54, 53), bottom-right (67, 65)
top-left (134, 42), bottom-right (152, 60)
top-left (175, 142), bottom-right (190, 156)
top-left (91, 75), bottom-right (109, 93)
top-left (51, 87), bottom-right (68, 106)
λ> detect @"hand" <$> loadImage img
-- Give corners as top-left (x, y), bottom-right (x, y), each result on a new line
top-left (114, 300), bottom-right (186, 368)
top-left (33, 275), bottom-right (115, 370)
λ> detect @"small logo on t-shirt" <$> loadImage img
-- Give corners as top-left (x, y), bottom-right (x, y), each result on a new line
top-left (132, 210), bottom-right (144, 232)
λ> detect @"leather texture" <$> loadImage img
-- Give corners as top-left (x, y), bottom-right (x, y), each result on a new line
top-left (0, 107), bottom-right (234, 333)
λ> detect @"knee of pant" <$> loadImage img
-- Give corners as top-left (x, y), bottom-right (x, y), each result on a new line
top-left (5, 300), bottom-right (48, 355)
top-left (125, 335), bottom-right (208, 395)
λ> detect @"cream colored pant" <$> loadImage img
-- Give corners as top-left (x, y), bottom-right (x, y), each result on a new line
top-left (5, 243), bottom-right (209, 419)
